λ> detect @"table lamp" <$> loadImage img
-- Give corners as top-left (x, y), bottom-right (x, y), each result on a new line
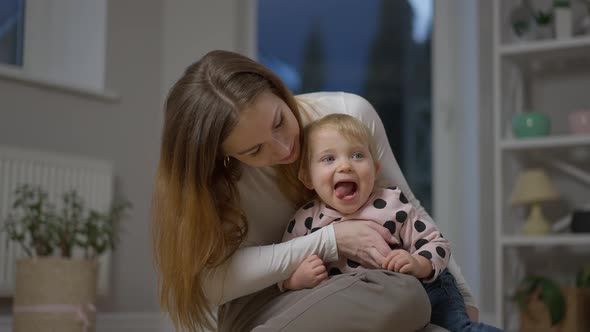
top-left (510, 168), bottom-right (560, 235)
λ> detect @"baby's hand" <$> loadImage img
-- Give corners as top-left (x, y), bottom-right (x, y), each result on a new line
top-left (283, 255), bottom-right (328, 291)
top-left (382, 249), bottom-right (432, 278)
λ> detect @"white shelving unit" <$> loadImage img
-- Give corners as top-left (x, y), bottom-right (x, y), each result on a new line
top-left (493, 1), bottom-right (590, 330)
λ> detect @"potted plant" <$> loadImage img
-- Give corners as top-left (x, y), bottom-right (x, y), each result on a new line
top-left (553, 0), bottom-right (572, 39)
top-left (533, 9), bottom-right (555, 39)
top-left (513, 273), bottom-right (590, 332)
top-left (573, 266), bottom-right (590, 331)
top-left (510, 0), bottom-right (536, 41)
top-left (513, 276), bottom-right (565, 328)
top-left (2, 184), bottom-right (130, 332)
top-left (578, 265), bottom-right (590, 285)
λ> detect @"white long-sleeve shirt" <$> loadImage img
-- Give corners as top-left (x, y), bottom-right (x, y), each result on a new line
top-left (202, 92), bottom-right (475, 308)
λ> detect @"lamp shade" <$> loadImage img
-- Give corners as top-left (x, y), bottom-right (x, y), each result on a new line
top-left (510, 168), bottom-right (560, 205)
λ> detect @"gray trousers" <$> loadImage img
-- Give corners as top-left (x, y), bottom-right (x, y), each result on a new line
top-left (218, 270), bottom-right (447, 332)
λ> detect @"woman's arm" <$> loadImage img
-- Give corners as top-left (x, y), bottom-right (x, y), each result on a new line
top-left (202, 225), bottom-right (338, 306)
top-left (341, 92), bottom-right (477, 309)
top-left (203, 217), bottom-right (396, 305)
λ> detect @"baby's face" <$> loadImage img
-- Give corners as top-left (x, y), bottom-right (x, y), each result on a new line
top-left (303, 127), bottom-right (378, 214)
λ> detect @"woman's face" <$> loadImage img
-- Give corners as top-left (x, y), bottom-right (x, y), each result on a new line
top-left (222, 91), bottom-right (300, 167)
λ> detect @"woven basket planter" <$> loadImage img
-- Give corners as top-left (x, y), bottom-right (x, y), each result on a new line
top-left (13, 257), bottom-right (98, 332)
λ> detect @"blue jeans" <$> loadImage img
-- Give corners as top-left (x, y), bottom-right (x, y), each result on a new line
top-left (422, 270), bottom-right (503, 332)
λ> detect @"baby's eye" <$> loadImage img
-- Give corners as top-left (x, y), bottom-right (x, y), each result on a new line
top-left (352, 152), bottom-right (364, 160)
top-left (321, 155), bottom-right (335, 163)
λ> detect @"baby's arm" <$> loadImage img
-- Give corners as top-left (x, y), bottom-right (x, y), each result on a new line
top-left (202, 226), bottom-right (338, 305)
top-left (385, 188), bottom-right (450, 282)
top-left (280, 201), bottom-right (329, 290)
top-left (281, 200), bottom-right (320, 242)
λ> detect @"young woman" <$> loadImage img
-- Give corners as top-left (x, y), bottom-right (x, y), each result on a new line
top-left (152, 50), bottom-right (477, 332)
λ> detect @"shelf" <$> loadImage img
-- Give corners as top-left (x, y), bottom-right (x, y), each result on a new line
top-left (502, 234), bottom-right (590, 246)
top-left (500, 135), bottom-right (590, 150)
top-left (499, 36), bottom-right (590, 57)
top-left (493, 2), bottom-right (590, 326)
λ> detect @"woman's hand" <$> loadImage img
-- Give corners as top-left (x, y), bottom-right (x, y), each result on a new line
top-left (333, 220), bottom-right (392, 268)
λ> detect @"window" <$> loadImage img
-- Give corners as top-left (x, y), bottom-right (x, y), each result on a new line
top-left (258, 0), bottom-right (433, 211)
top-left (0, 0), bottom-right (109, 94)
top-left (0, 0), bottom-right (24, 67)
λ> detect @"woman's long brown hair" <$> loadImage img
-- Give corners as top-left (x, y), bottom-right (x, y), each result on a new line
top-left (151, 50), bottom-right (311, 331)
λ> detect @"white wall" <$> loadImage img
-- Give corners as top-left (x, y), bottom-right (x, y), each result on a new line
top-left (433, 0), bottom-right (486, 315)
top-left (478, 0), bottom-right (496, 319)
top-left (0, 0), bottom-right (243, 315)
top-left (0, 0), bottom-right (163, 312)
top-left (161, 0), bottom-right (241, 103)
top-left (458, 0), bottom-right (482, 308)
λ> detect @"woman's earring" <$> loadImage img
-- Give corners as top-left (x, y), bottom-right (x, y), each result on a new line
top-left (223, 155), bottom-right (230, 168)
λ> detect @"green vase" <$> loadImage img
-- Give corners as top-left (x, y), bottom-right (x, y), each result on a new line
top-left (512, 112), bottom-right (551, 138)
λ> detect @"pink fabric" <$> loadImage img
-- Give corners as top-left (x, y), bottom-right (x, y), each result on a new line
top-left (14, 303), bottom-right (96, 332)
top-left (282, 187), bottom-right (450, 282)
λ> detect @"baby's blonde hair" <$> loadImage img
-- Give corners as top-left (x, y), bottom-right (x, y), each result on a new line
top-left (300, 113), bottom-right (378, 174)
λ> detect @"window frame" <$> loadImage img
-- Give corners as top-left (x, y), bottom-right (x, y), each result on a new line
top-left (433, 0), bottom-right (482, 306)
top-left (0, 0), bottom-right (118, 101)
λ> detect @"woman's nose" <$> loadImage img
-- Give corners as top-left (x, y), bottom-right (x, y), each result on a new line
top-left (272, 132), bottom-right (290, 153)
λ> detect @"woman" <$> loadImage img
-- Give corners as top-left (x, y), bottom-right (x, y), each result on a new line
top-left (152, 50), bottom-right (477, 332)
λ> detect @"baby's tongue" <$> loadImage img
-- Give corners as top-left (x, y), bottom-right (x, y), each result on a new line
top-left (334, 182), bottom-right (355, 199)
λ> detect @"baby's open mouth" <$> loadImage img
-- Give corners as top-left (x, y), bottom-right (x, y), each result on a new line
top-left (334, 181), bottom-right (358, 200)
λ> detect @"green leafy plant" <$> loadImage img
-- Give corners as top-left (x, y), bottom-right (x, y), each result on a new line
top-left (512, 275), bottom-right (566, 326)
top-left (2, 184), bottom-right (131, 259)
top-left (534, 10), bottom-right (554, 25)
top-left (577, 265), bottom-right (590, 288)
top-left (510, 3), bottom-right (534, 38)
top-left (553, 0), bottom-right (570, 8)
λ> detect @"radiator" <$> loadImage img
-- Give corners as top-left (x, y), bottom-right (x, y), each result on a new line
top-left (0, 145), bottom-right (113, 297)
